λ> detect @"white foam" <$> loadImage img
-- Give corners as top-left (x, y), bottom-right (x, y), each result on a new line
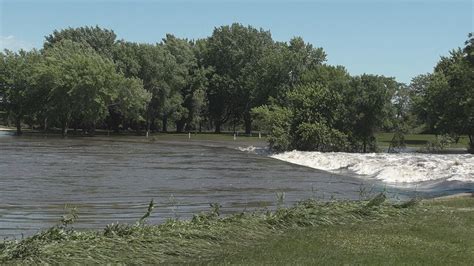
top-left (237, 146), bottom-right (270, 155)
top-left (270, 150), bottom-right (474, 184)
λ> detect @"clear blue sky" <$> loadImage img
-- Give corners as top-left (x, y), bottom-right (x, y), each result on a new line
top-left (1, 0), bottom-right (472, 83)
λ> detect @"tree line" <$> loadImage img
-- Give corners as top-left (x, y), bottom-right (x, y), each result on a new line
top-left (0, 25), bottom-right (472, 153)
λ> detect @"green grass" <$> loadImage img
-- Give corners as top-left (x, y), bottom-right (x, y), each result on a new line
top-left (147, 132), bottom-right (267, 143)
top-left (376, 132), bottom-right (470, 149)
top-left (1, 195), bottom-right (473, 265)
top-left (215, 196), bottom-right (474, 265)
top-left (0, 125), bottom-right (267, 143)
top-left (4, 125), bottom-right (469, 150)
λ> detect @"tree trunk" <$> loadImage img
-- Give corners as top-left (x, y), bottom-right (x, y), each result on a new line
top-left (145, 120), bottom-right (150, 137)
top-left (15, 116), bottom-right (22, 136)
top-left (150, 117), bottom-right (156, 131)
top-left (469, 134), bottom-right (473, 152)
top-left (89, 123), bottom-right (96, 136)
top-left (162, 116), bottom-right (168, 132)
top-left (62, 121), bottom-right (69, 137)
top-left (214, 121), bottom-right (221, 133)
top-left (176, 120), bottom-right (185, 133)
top-left (244, 113), bottom-right (252, 136)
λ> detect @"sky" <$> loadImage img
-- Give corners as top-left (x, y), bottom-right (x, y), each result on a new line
top-left (0, 0), bottom-right (472, 83)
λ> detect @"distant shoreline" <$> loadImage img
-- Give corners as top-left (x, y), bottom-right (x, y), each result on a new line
top-left (0, 127), bottom-right (470, 154)
top-left (0, 126), bottom-right (14, 131)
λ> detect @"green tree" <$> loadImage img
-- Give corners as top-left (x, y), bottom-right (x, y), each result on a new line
top-left (162, 34), bottom-right (207, 133)
top-left (40, 40), bottom-right (144, 136)
top-left (345, 75), bottom-right (397, 152)
top-left (114, 42), bottom-right (183, 133)
top-left (44, 26), bottom-right (117, 58)
top-left (0, 49), bottom-right (43, 135)
top-left (137, 43), bottom-right (183, 133)
top-left (288, 82), bottom-right (349, 151)
top-left (409, 73), bottom-right (433, 132)
top-left (204, 23), bottom-right (274, 134)
top-left (253, 73), bottom-right (349, 152)
top-left (105, 76), bottom-right (151, 133)
top-left (252, 105), bottom-right (292, 151)
top-left (419, 43), bottom-right (474, 151)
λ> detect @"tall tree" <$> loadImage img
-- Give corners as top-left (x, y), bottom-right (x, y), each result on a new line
top-left (44, 26), bottom-right (117, 58)
top-left (204, 23), bottom-right (274, 134)
top-left (161, 34), bottom-right (196, 132)
top-left (40, 40), bottom-right (147, 136)
top-left (114, 41), bottom-right (183, 133)
top-left (418, 42), bottom-right (474, 151)
top-left (345, 75), bottom-right (397, 152)
top-left (0, 49), bottom-right (43, 135)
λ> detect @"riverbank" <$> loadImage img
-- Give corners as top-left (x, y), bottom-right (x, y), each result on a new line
top-left (0, 126), bottom-right (14, 131)
top-left (1, 194), bottom-right (472, 264)
top-left (2, 127), bottom-right (470, 152)
top-left (216, 194), bottom-right (474, 265)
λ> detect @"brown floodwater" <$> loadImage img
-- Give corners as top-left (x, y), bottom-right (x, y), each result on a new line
top-left (0, 132), bottom-right (466, 238)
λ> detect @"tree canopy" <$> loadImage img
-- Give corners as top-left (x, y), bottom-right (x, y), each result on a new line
top-left (1, 25), bottom-right (472, 153)
top-left (410, 38), bottom-right (474, 151)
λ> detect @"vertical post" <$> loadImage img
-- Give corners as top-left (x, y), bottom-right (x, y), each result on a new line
top-left (233, 133), bottom-right (236, 141)
top-left (188, 132), bottom-right (191, 139)
top-left (259, 132), bottom-right (261, 139)
top-left (146, 131), bottom-right (149, 138)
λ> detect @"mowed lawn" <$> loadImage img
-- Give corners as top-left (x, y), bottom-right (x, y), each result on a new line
top-left (2, 125), bottom-right (470, 150)
top-left (376, 133), bottom-right (471, 149)
top-left (211, 197), bottom-right (474, 265)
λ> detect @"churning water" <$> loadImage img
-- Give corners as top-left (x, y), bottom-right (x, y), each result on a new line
top-left (0, 134), bottom-right (472, 238)
top-left (271, 150), bottom-right (474, 184)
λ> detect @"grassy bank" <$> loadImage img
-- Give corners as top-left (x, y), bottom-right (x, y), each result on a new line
top-left (1, 195), bottom-right (473, 264)
top-left (3, 126), bottom-right (469, 150)
top-left (376, 132), bottom-right (470, 149)
top-left (215, 196), bottom-right (474, 265)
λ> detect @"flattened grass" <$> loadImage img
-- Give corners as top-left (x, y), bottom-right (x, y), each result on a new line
top-left (1, 196), bottom-right (413, 264)
top-left (1, 196), bottom-right (472, 265)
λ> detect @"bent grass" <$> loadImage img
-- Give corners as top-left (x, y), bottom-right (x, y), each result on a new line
top-left (1, 195), bottom-right (472, 264)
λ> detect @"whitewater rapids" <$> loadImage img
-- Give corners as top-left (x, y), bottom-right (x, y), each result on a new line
top-left (271, 151), bottom-right (473, 184)
top-left (238, 147), bottom-right (474, 184)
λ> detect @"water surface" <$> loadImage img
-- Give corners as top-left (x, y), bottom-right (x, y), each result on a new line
top-left (0, 134), bottom-right (470, 238)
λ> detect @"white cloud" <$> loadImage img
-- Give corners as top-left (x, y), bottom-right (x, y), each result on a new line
top-left (0, 35), bottom-right (34, 51)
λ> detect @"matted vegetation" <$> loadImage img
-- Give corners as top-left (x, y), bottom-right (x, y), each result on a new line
top-left (2, 195), bottom-right (472, 264)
